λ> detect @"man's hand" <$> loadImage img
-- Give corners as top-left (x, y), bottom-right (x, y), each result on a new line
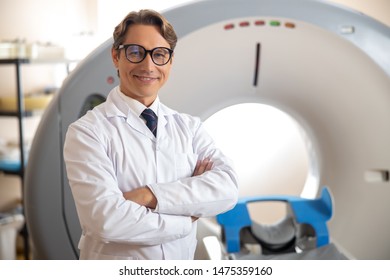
top-left (191, 216), bottom-right (199, 222)
top-left (191, 158), bottom-right (213, 222)
top-left (123, 187), bottom-right (157, 209)
top-left (123, 157), bottom-right (213, 220)
top-left (192, 157), bottom-right (213, 176)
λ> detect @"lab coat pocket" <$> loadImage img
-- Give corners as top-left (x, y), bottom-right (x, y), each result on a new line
top-left (174, 153), bottom-right (197, 179)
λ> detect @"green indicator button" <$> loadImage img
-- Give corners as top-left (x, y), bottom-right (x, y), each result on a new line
top-left (270, 20), bottom-right (281, 26)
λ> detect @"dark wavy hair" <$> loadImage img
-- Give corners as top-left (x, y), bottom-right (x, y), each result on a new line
top-left (112, 9), bottom-right (177, 51)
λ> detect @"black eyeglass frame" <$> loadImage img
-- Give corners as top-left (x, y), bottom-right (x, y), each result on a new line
top-left (117, 44), bottom-right (173, 66)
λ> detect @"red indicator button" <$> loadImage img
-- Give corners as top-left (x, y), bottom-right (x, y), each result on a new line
top-left (224, 23), bottom-right (235, 30)
top-left (239, 21), bottom-right (250, 27)
top-left (254, 20), bottom-right (265, 26)
top-left (107, 76), bottom-right (115, 84)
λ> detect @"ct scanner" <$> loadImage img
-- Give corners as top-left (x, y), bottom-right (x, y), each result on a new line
top-left (24, 0), bottom-right (390, 260)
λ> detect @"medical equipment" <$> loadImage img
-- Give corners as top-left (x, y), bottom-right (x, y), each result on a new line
top-left (215, 186), bottom-right (347, 259)
top-left (24, 0), bottom-right (390, 259)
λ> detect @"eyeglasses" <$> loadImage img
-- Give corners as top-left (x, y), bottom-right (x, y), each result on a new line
top-left (117, 44), bottom-right (173, 66)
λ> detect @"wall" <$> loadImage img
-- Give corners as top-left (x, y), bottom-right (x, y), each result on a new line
top-left (0, 0), bottom-right (97, 96)
top-left (330, 0), bottom-right (390, 26)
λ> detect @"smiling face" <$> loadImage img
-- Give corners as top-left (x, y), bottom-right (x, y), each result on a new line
top-left (112, 24), bottom-right (173, 106)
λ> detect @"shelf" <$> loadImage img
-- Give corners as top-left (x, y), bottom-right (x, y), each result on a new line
top-left (0, 58), bottom-right (29, 64)
top-left (0, 57), bottom-right (78, 65)
top-left (0, 111), bottom-right (33, 117)
top-left (0, 56), bottom-right (77, 260)
top-left (0, 57), bottom-right (29, 259)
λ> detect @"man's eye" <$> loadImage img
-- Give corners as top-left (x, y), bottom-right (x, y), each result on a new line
top-left (154, 53), bottom-right (165, 58)
top-left (127, 46), bottom-right (143, 57)
top-left (153, 50), bottom-right (169, 58)
top-left (129, 51), bottom-right (141, 56)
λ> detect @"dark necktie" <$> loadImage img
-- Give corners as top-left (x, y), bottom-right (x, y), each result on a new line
top-left (141, 108), bottom-right (158, 137)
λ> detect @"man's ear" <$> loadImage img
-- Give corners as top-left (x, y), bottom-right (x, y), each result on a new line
top-left (111, 48), bottom-right (119, 67)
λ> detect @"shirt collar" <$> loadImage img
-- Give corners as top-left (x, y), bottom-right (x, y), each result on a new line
top-left (117, 88), bottom-right (160, 117)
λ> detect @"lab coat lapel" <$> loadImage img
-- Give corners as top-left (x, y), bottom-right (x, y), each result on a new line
top-left (157, 103), bottom-right (178, 140)
top-left (126, 112), bottom-right (155, 139)
top-left (104, 87), bottom-right (155, 139)
top-left (156, 112), bottom-right (167, 140)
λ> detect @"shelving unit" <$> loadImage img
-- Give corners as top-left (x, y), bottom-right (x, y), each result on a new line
top-left (0, 59), bottom-right (30, 175)
top-left (0, 58), bottom-right (76, 259)
top-left (0, 58), bottom-right (30, 259)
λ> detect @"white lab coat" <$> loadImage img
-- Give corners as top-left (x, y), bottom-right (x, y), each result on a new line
top-left (63, 86), bottom-right (238, 260)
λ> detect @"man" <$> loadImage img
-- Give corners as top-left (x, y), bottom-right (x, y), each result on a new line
top-left (63, 9), bottom-right (238, 260)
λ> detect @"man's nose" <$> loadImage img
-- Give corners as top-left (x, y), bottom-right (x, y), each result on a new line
top-left (140, 53), bottom-right (155, 69)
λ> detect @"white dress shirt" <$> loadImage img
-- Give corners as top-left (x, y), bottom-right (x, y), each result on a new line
top-left (63, 86), bottom-right (238, 260)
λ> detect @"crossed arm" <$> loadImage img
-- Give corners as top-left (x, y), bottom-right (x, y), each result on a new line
top-left (122, 158), bottom-right (213, 219)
